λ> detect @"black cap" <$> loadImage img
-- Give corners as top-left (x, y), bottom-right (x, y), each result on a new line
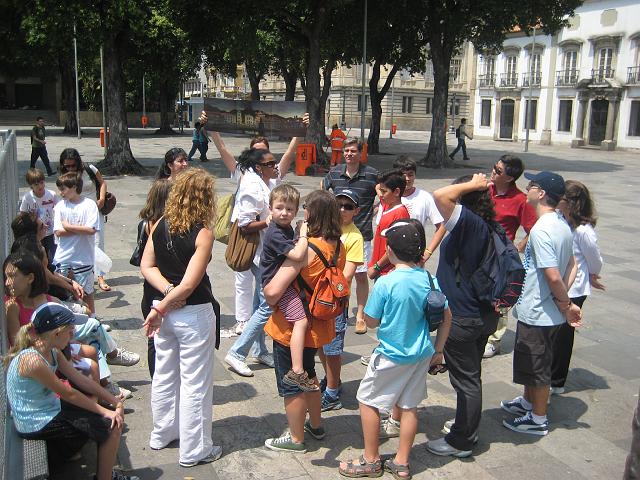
top-left (31, 302), bottom-right (75, 334)
top-left (524, 171), bottom-right (566, 201)
top-left (335, 188), bottom-right (360, 206)
top-left (382, 221), bottom-right (422, 260)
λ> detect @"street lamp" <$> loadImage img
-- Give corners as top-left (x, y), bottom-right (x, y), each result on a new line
top-left (524, 24), bottom-right (537, 152)
top-left (360, 0), bottom-right (368, 142)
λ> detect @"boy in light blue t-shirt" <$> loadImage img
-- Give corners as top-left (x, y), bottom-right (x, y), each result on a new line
top-left (337, 219), bottom-right (452, 479)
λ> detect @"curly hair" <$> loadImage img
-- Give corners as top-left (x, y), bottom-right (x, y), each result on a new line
top-left (563, 180), bottom-right (597, 229)
top-left (453, 175), bottom-right (496, 223)
top-left (305, 190), bottom-right (342, 241)
top-left (237, 148), bottom-right (269, 173)
top-left (164, 168), bottom-right (217, 235)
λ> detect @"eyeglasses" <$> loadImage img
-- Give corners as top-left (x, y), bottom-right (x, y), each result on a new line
top-left (526, 182), bottom-right (541, 192)
top-left (259, 161), bottom-right (277, 168)
top-left (63, 163), bottom-right (77, 170)
top-left (338, 202), bottom-right (356, 211)
top-left (493, 164), bottom-right (503, 175)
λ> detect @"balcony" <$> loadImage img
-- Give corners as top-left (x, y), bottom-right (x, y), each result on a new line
top-left (627, 66), bottom-right (640, 85)
top-left (477, 74), bottom-right (496, 88)
top-left (556, 69), bottom-right (579, 87)
top-left (591, 67), bottom-right (615, 84)
top-left (499, 73), bottom-right (518, 88)
top-left (522, 71), bottom-right (542, 87)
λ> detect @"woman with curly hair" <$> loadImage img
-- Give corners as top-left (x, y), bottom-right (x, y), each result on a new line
top-left (426, 173), bottom-right (500, 458)
top-left (141, 168), bottom-right (221, 468)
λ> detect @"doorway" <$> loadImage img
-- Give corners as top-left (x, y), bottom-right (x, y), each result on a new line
top-left (589, 99), bottom-right (608, 145)
top-left (500, 99), bottom-right (515, 139)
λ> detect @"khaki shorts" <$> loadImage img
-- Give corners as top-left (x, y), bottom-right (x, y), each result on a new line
top-left (356, 351), bottom-right (431, 411)
top-left (355, 240), bottom-right (372, 274)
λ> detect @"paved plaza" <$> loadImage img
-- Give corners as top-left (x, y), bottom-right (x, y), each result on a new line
top-left (7, 126), bottom-right (640, 479)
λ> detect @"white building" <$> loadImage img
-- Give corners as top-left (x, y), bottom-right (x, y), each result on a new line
top-left (472, 0), bottom-right (640, 150)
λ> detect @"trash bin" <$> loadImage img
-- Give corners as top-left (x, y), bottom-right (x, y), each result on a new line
top-left (295, 144), bottom-right (316, 176)
top-left (100, 128), bottom-right (110, 147)
top-left (391, 123), bottom-right (397, 135)
top-left (141, 115), bottom-right (149, 128)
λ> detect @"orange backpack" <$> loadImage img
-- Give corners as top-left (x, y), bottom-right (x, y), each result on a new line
top-left (297, 242), bottom-right (350, 321)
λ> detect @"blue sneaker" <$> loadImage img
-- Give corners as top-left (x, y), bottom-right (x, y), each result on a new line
top-left (321, 392), bottom-right (343, 412)
top-left (500, 396), bottom-right (532, 416)
top-left (503, 412), bottom-right (549, 436)
top-left (319, 377), bottom-right (342, 394)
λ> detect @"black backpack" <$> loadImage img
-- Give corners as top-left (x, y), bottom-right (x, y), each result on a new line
top-left (424, 271), bottom-right (447, 332)
top-left (455, 126), bottom-right (461, 138)
top-left (456, 222), bottom-right (525, 310)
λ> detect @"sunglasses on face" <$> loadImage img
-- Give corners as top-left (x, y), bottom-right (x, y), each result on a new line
top-left (63, 164), bottom-right (77, 170)
top-left (259, 161), bottom-right (277, 168)
top-left (526, 182), bottom-right (541, 192)
top-left (338, 202), bottom-right (356, 211)
top-left (493, 164), bottom-right (503, 175)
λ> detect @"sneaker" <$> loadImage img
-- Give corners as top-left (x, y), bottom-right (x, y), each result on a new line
top-left (321, 392), bottom-right (343, 412)
top-left (224, 353), bottom-right (253, 377)
top-left (107, 348), bottom-right (140, 367)
top-left (502, 412), bottom-right (549, 436)
top-left (426, 437), bottom-right (472, 458)
top-left (234, 321), bottom-right (246, 335)
top-left (103, 323), bottom-right (112, 332)
top-left (304, 420), bottom-right (326, 440)
top-left (463, 157), bottom-right (471, 161)
top-left (449, 154), bottom-right (455, 160)
top-left (106, 382), bottom-right (132, 399)
top-left (550, 386), bottom-right (565, 395)
top-left (379, 417), bottom-right (400, 438)
top-left (254, 353), bottom-right (275, 368)
top-left (442, 419), bottom-right (479, 444)
top-left (360, 355), bottom-right (371, 366)
top-left (179, 445), bottom-right (223, 467)
top-left (283, 370), bottom-right (319, 392)
top-left (264, 432), bottom-right (306, 453)
top-left (93, 471), bottom-right (140, 480)
top-left (500, 396), bottom-right (531, 416)
top-left (483, 343), bottom-right (498, 358)
top-left (319, 377), bottom-right (342, 394)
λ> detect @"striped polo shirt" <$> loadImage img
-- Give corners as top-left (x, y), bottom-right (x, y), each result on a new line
top-left (323, 164), bottom-right (378, 241)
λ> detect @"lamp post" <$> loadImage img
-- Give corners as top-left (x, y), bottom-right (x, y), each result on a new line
top-left (100, 46), bottom-right (107, 154)
top-left (360, 0), bottom-right (368, 142)
top-left (389, 78), bottom-right (395, 139)
top-left (525, 24), bottom-right (537, 152)
top-left (142, 73), bottom-right (146, 128)
top-left (73, 23), bottom-right (81, 139)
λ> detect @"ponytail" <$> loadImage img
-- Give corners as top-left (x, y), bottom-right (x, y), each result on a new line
top-left (3, 324), bottom-right (37, 369)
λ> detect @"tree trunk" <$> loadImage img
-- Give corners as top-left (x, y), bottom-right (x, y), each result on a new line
top-left (304, 34), bottom-right (326, 161)
top-left (423, 37), bottom-right (454, 168)
top-left (367, 62), bottom-right (399, 154)
top-left (101, 33), bottom-right (143, 174)
top-left (157, 78), bottom-right (174, 134)
top-left (59, 55), bottom-right (78, 135)
top-left (246, 63), bottom-right (261, 101)
top-left (283, 68), bottom-right (297, 101)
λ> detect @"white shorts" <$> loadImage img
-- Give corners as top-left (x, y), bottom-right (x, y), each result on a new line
top-left (355, 240), bottom-right (372, 274)
top-left (356, 351), bottom-right (431, 411)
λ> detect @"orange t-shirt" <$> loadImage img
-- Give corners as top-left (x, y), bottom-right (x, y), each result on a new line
top-left (265, 238), bottom-right (346, 348)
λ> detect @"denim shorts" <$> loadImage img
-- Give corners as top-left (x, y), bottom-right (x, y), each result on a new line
top-left (272, 340), bottom-right (318, 397)
top-left (322, 312), bottom-right (347, 356)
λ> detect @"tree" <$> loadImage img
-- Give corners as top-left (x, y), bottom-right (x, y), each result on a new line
top-left (420, 0), bottom-right (582, 168)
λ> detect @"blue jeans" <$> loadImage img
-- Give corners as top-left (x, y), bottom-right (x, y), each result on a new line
top-left (228, 262), bottom-right (271, 360)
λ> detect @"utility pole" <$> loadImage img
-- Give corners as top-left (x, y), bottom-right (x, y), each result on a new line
top-left (73, 23), bottom-right (81, 139)
top-left (525, 25), bottom-right (537, 152)
top-left (359, 0), bottom-right (368, 141)
top-left (389, 78), bottom-right (395, 139)
top-left (100, 46), bottom-right (107, 154)
top-left (142, 73), bottom-right (146, 127)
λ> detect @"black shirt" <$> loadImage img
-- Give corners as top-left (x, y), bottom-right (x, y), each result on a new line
top-left (323, 163), bottom-right (378, 241)
top-left (260, 222), bottom-right (295, 288)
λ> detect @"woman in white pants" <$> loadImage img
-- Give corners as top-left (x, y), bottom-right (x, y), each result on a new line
top-left (141, 168), bottom-right (220, 468)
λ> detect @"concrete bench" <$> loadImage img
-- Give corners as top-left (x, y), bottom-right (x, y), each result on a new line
top-left (6, 419), bottom-right (49, 480)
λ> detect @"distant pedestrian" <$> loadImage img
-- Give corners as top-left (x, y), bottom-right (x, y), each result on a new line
top-left (449, 118), bottom-right (472, 161)
top-left (30, 116), bottom-right (54, 176)
top-left (329, 124), bottom-right (346, 166)
top-left (187, 122), bottom-right (201, 162)
top-left (199, 117), bottom-right (210, 162)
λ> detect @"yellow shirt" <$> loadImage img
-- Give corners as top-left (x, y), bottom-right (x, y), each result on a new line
top-left (341, 222), bottom-right (364, 266)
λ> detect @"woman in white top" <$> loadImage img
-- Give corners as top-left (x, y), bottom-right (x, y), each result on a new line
top-left (552, 180), bottom-right (604, 393)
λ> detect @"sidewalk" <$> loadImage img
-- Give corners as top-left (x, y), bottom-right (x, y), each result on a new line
top-left (9, 129), bottom-right (638, 479)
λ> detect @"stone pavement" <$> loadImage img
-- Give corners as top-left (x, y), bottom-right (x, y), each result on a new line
top-left (7, 126), bottom-right (639, 479)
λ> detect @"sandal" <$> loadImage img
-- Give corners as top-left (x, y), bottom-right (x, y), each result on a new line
top-left (338, 455), bottom-right (382, 478)
top-left (97, 276), bottom-right (111, 291)
top-left (384, 459), bottom-right (411, 479)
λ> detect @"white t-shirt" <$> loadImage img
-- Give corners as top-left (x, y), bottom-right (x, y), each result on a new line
top-left (19, 189), bottom-right (59, 237)
top-left (53, 197), bottom-right (100, 267)
top-left (375, 187), bottom-right (444, 232)
top-left (568, 223), bottom-right (603, 298)
top-left (80, 164), bottom-right (100, 201)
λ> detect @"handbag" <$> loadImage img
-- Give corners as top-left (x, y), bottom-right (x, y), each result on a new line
top-left (85, 165), bottom-right (117, 216)
top-left (224, 220), bottom-right (259, 272)
top-left (215, 192), bottom-right (236, 244)
top-left (129, 220), bottom-right (148, 267)
top-left (425, 271), bottom-right (447, 332)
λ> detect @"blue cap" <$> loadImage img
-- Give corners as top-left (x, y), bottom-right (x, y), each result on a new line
top-left (334, 188), bottom-right (360, 206)
top-left (31, 303), bottom-right (75, 334)
top-left (524, 171), bottom-right (566, 201)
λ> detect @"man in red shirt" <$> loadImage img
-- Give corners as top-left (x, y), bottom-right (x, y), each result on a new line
top-left (484, 155), bottom-right (537, 358)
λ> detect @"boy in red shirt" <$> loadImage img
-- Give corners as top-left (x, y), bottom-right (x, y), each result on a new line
top-left (368, 170), bottom-right (409, 279)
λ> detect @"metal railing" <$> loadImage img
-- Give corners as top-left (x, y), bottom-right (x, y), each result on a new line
top-left (627, 66), bottom-right (640, 85)
top-left (556, 69), bottom-right (579, 86)
top-left (499, 73), bottom-right (518, 88)
top-left (478, 74), bottom-right (496, 88)
top-left (591, 67), bottom-right (615, 84)
top-left (522, 71), bottom-right (542, 87)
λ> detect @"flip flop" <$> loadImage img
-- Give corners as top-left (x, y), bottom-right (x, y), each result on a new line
top-left (98, 277), bottom-right (111, 291)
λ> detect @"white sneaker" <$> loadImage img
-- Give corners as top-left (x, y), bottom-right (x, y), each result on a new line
top-left (483, 343), bottom-right (498, 358)
top-left (379, 417), bottom-right (400, 438)
top-left (224, 353), bottom-right (253, 377)
top-left (179, 445), bottom-right (222, 467)
top-left (550, 386), bottom-right (565, 395)
top-left (106, 381), bottom-right (132, 399)
top-left (234, 321), bottom-right (246, 335)
top-left (107, 348), bottom-right (140, 367)
top-left (103, 324), bottom-right (112, 332)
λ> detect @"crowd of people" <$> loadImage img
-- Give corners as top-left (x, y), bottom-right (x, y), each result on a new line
top-left (4, 117), bottom-right (618, 479)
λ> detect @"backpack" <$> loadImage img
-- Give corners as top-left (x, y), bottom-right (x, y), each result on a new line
top-left (455, 126), bottom-right (461, 138)
top-left (296, 242), bottom-right (350, 321)
top-left (424, 271), bottom-right (447, 332)
top-left (456, 222), bottom-right (525, 311)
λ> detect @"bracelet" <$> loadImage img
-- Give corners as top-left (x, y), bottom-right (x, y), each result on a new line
top-left (424, 248), bottom-right (433, 256)
top-left (373, 263), bottom-right (381, 272)
top-left (151, 305), bottom-right (166, 317)
top-left (163, 284), bottom-right (174, 296)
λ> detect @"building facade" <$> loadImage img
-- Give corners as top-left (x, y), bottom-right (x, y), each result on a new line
top-left (472, 0), bottom-right (640, 150)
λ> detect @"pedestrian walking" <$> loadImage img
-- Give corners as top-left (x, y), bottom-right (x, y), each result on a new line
top-left (449, 118), bottom-right (472, 161)
top-left (30, 116), bottom-right (55, 176)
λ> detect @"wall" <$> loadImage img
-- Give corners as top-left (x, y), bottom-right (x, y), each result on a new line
top-left (58, 111), bottom-right (162, 128)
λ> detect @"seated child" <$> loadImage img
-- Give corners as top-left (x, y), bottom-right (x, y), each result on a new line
top-left (261, 184), bottom-right (318, 391)
top-left (338, 220), bottom-right (452, 479)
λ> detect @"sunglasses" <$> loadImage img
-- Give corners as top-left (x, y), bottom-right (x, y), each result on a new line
top-left (63, 164), bottom-right (77, 169)
top-left (259, 161), bottom-right (277, 168)
top-left (338, 202), bottom-right (356, 211)
top-left (526, 182), bottom-right (541, 192)
top-left (428, 363), bottom-right (448, 375)
top-left (493, 164), bottom-right (503, 175)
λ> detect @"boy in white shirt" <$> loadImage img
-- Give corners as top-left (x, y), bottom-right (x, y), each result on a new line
top-left (53, 172), bottom-right (100, 313)
top-left (19, 168), bottom-right (59, 266)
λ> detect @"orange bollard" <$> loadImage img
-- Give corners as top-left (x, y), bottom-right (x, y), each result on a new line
top-left (141, 115), bottom-right (149, 128)
top-left (361, 143), bottom-right (368, 164)
top-left (391, 123), bottom-right (397, 134)
top-left (295, 144), bottom-right (316, 175)
top-left (100, 128), bottom-right (110, 147)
